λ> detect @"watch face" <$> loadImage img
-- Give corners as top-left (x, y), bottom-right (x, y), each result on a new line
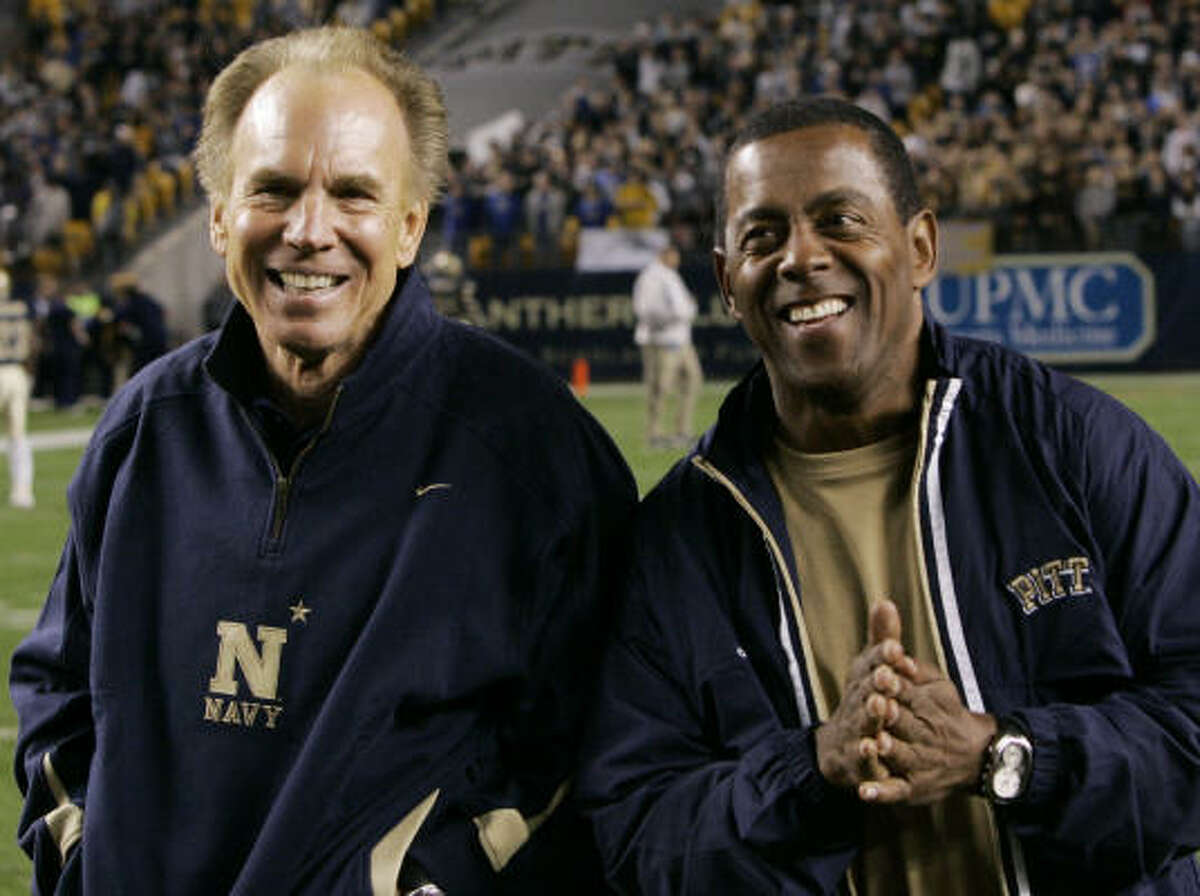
top-left (1000, 742), bottom-right (1025, 766)
top-left (993, 766), bottom-right (1022, 800)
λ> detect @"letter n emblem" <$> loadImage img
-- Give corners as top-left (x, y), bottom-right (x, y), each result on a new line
top-left (208, 622), bottom-right (288, 700)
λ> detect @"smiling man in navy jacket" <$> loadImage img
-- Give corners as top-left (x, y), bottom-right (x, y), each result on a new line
top-left (11, 27), bottom-right (635, 895)
top-left (578, 97), bottom-right (1200, 894)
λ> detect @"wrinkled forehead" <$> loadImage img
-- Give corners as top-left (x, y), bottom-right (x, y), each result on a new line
top-left (229, 65), bottom-right (412, 184)
top-left (235, 65), bottom-right (402, 142)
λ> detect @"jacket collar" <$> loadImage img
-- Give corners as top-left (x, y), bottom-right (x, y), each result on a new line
top-left (698, 317), bottom-right (952, 504)
top-left (204, 267), bottom-right (440, 422)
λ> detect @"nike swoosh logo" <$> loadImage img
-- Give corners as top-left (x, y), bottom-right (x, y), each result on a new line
top-left (415, 483), bottom-right (453, 497)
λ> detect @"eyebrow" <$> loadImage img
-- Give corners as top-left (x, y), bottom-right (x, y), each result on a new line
top-left (242, 169), bottom-right (300, 194)
top-left (241, 169), bottom-right (385, 197)
top-left (807, 187), bottom-right (877, 211)
top-left (731, 187), bottom-right (879, 230)
top-left (328, 173), bottom-right (384, 197)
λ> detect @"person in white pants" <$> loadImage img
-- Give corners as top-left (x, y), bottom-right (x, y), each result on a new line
top-left (0, 269), bottom-right (34, 508)
top-left (632, 245), bottom-right (704, 449)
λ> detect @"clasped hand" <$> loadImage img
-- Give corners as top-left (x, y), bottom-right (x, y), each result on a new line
top-left (814, 600), bottom-right (996, 806)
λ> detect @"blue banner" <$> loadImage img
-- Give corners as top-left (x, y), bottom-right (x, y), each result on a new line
top-left (925, 253), bottom-right (1155, 363)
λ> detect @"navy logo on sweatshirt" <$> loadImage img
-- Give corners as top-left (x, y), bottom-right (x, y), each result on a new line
top-left (1005, 556), bottom-right (1093, 615)
top-left (202, 622), bottom-right (287, 729)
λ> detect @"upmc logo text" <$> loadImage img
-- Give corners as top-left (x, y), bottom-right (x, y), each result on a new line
top-left (925, 253), bottom-right (1156, 363)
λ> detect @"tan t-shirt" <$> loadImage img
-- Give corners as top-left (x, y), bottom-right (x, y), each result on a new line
top-left (766, 431), bottom-right (1003, 896)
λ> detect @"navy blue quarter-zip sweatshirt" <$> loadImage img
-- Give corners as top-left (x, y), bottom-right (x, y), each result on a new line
top-left (12, 268), bottom-right (636, 894)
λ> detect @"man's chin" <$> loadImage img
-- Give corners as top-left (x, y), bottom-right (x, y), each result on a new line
top-left (268, 323), bottom-right (343, 364)
top-left (263, 333), bottom-right (340, 376)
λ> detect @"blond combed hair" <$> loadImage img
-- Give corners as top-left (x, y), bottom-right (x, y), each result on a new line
top-left (195, 26), bottom-right (448, 204)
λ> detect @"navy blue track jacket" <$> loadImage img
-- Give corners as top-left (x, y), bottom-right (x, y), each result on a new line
top-left (11, 269), bottom-right (636, 893)
top-left (578, 321), bottom-right (1200, 894)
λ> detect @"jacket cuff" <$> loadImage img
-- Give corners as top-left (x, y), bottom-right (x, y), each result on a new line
top-left (733, 726), bottom-right (860, 847)
top-left (1006, 707), bottom-right (1064, 811)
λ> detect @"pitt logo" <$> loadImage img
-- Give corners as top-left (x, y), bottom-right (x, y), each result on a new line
top-left (1005, 556), bottom-right (1093, 616)
top-left (202, 622), bottom-right (286, 730)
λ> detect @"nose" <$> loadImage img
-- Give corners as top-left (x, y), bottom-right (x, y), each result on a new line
top-left (778, 221), bottom-right (831, 281)
top-left (283, 190), bottom-right (336, 252)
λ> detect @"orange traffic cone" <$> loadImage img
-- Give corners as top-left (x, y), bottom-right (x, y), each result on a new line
top-left (570, 356), bottom-right (590, 397)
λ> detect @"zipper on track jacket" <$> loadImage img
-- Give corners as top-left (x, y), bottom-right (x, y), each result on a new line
top-left (238, 385), bottom-right (344, 551)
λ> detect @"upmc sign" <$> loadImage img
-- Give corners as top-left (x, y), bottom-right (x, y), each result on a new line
top-left (926, 253), bottom-right (1156, 363)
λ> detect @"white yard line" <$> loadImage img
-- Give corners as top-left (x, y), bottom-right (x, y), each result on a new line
top-left (0, 600), bottom-right (41, 631)
top-left (0, 428), bottom-right (93, 453)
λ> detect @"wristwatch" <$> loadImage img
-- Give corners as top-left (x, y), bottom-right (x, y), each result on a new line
top-left (979, 719), bottom-right (1033, 804)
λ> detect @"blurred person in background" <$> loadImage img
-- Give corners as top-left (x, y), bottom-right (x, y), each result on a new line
top-left (1171, 167), bottom-right (1200, 251)
top-left (0, 268), bottom-right (35, 508)
top-left (613, 165), bottom-right (660, 230)
top-left (105, 271), bottom-right (167, 390)
top-left (425, 249), bottom-right (481, 325)
top-left (1075, 161), bottom-right (1118, 249)
top-left (438, 172), bottom-right (473, 260)
top-left (11, 26), bottom-right (634, 896)
top-left (523, 170), bottom-right (567, 267)
top-left (482, 169), bottom-right (521, 268)
top-left (38, 273), bottom-right (87, 409)
top-left (632, 244), bottom-right (702, 449)
top-left (575, 180), bottom-right (614, 228)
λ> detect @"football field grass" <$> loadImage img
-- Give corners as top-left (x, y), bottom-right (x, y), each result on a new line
top-left (0, 373), bottom-right (1196, 891)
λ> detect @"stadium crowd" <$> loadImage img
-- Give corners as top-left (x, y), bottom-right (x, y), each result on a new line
top-left (441, 0), bottom-right (1200, 265)
top-left (7, 0), bottom-right (1200, 288)
top-left (0, 0), bottom-right (439, 285)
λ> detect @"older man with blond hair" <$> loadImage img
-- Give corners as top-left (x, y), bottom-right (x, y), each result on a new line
top-left (12, 27), bottom-right (634, 895)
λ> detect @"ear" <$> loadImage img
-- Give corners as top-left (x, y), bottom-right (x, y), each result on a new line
top-left (395, 199), bottom-right (430, 269)
top-left (712, 245), bottom-right (740, 319)
top-left (907, 208), bottom-right (938, 290)
top-left (209, 202), bottom-right (227, 256)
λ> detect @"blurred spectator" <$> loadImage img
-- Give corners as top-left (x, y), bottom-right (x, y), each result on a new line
top-left (439, 174), bottom-right (474, 260)
top-left (106, 270), bottom-right (166, 389)
top-left (1075, 163), bottom-right (1118, 249)
top-left (22, 162), bottom-right (70, 255)
top-left (1171, 168), bottom-right (1200, 251)
top-left (1163, 111), bottom-right (1200, 179)
top-left (632, 245), bottom-right (702, 450)
top-left (482, 170), bottom-right (522, 268)
top-left (39, 273), bottom-right (86, 408)
top-left (1138, 155), bottom-right (1175, 251)
top-left (575, 182), bottom-right (613, 228)
top-left (940, 30), bottom-right (984, 96)
top-left (426, 250), bottom-right (482, 325)
top-left (524, 171), bottom-right (567, 266)
top-left (613, 167), bottom-right (659, 229)
top-left (0, 268), bottom-right (35, 508)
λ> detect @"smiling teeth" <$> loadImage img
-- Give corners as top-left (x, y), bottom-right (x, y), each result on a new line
top-left (785, 298), bottom-right (848, 324)
top-left (279, 271), bottom-right (339, 290)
